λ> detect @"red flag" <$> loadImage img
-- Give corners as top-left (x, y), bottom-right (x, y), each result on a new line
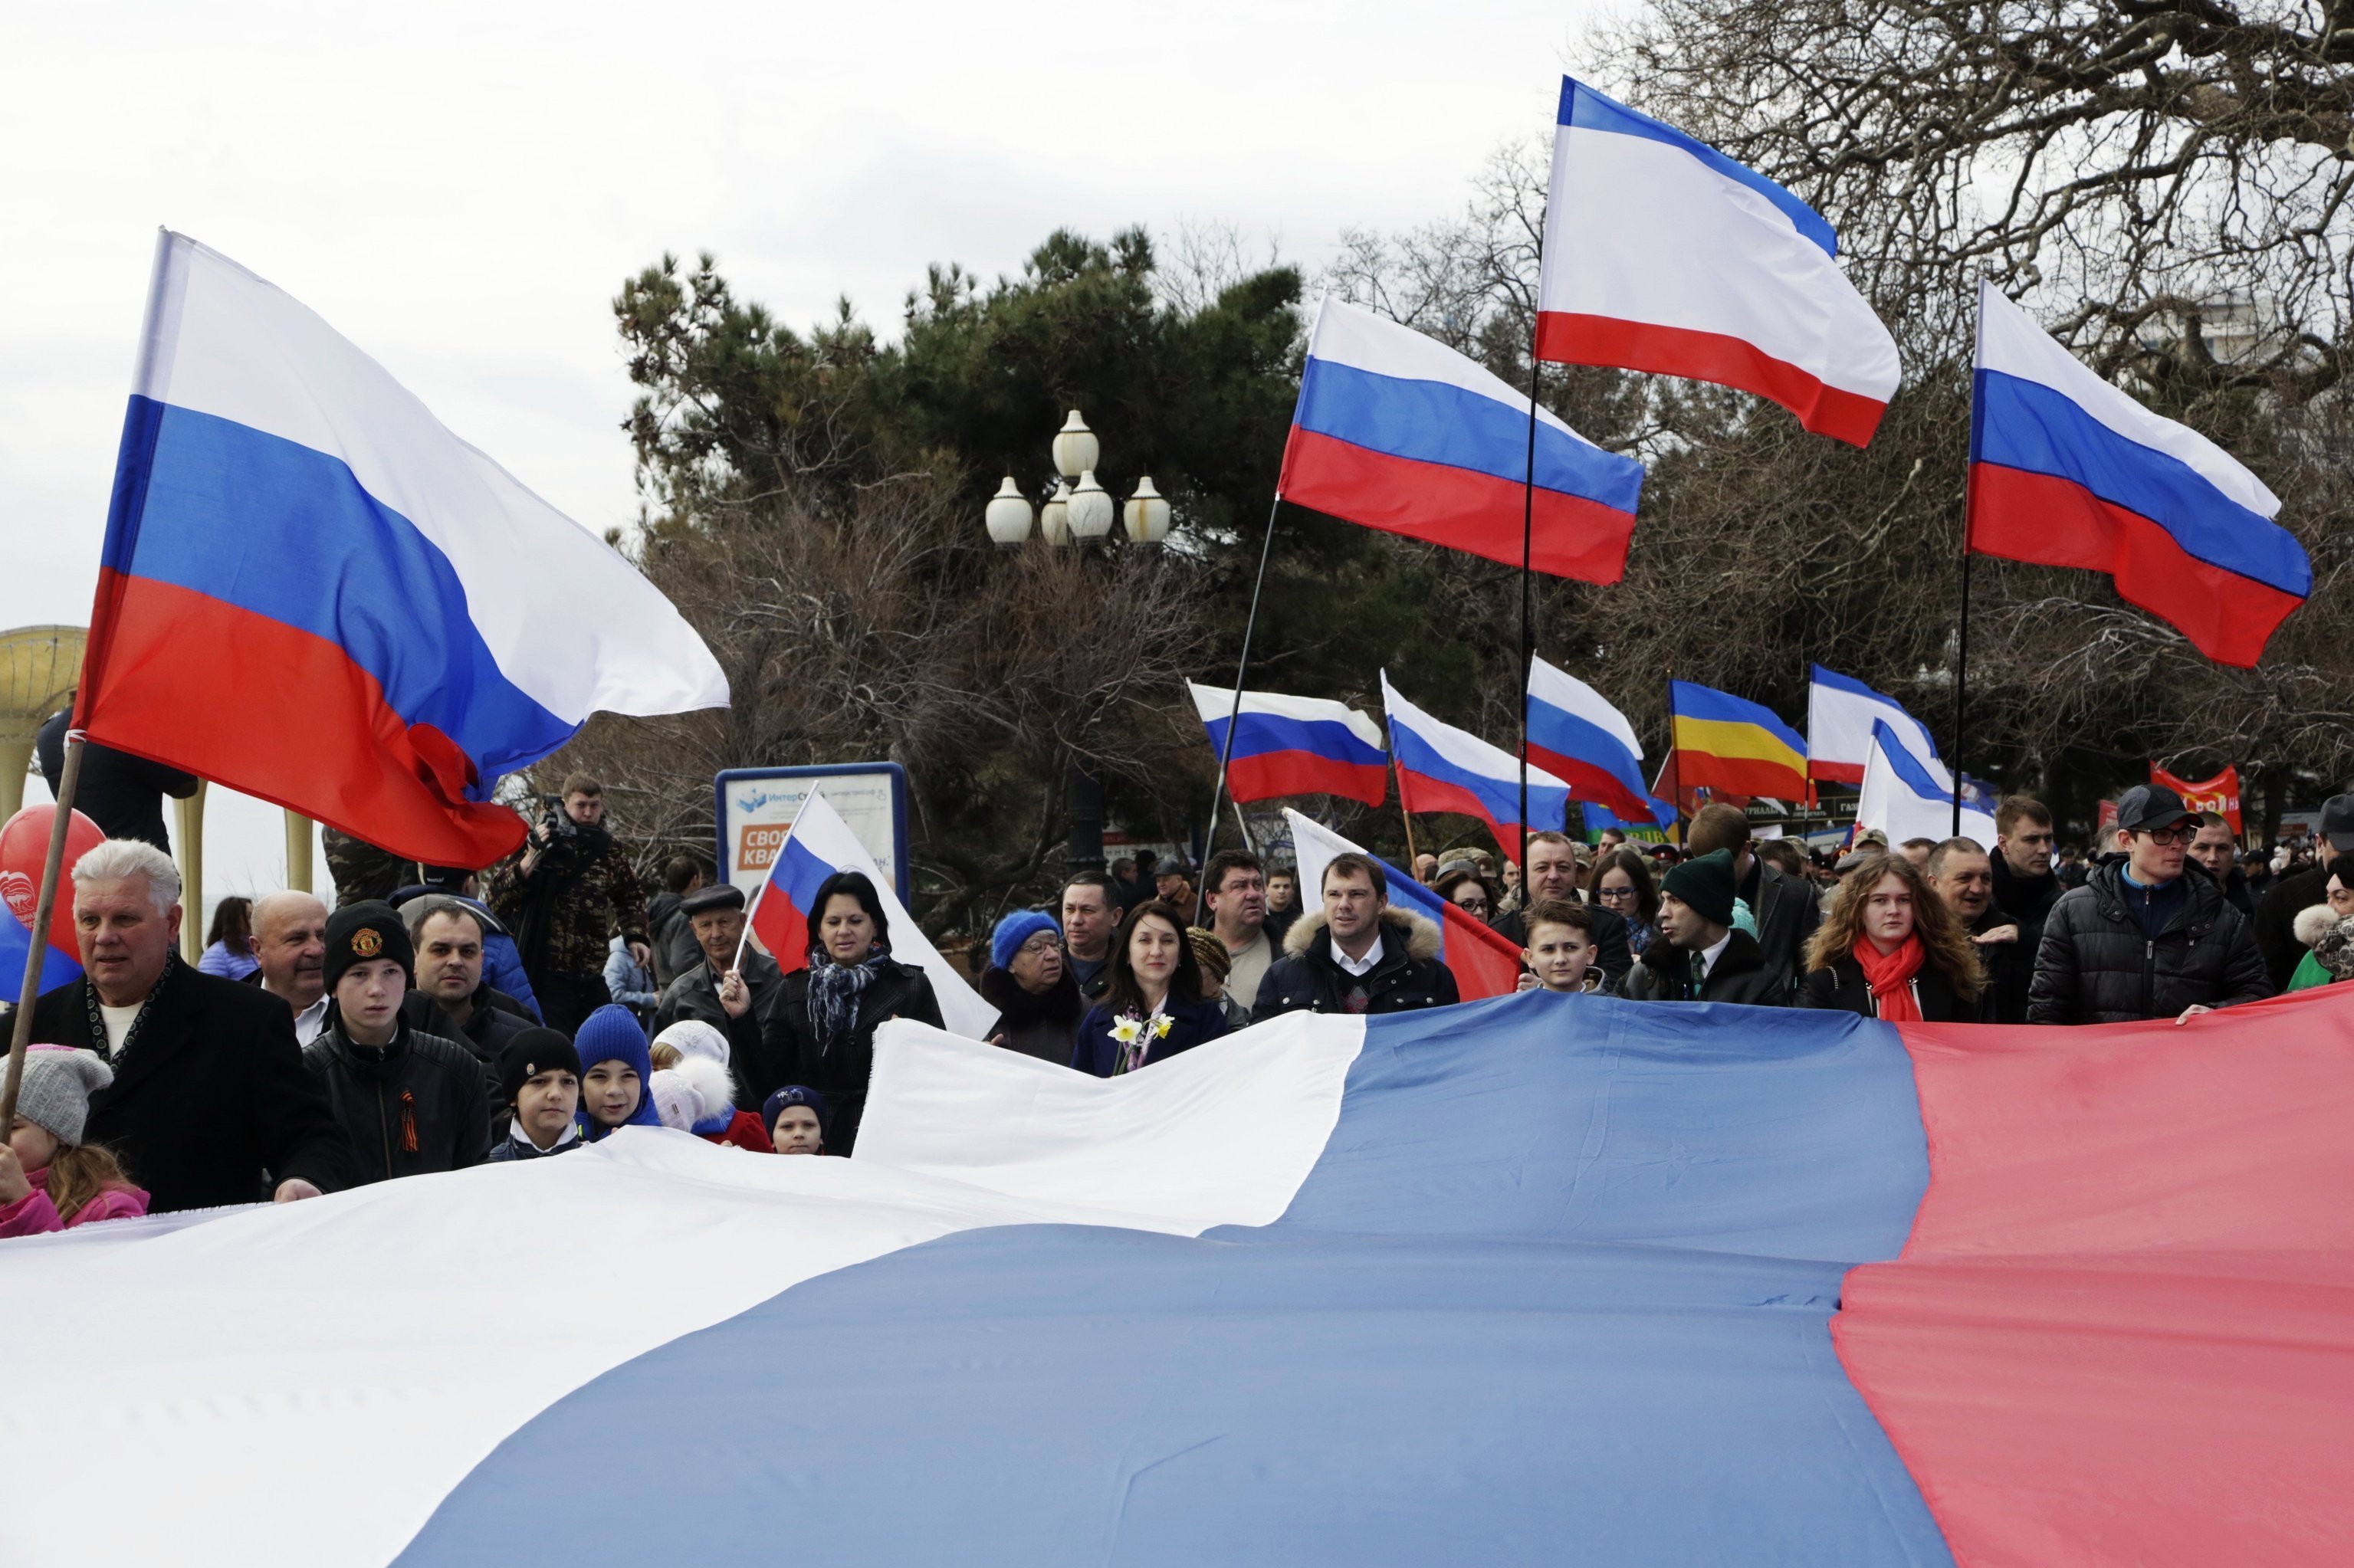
top-left (2151, 763), bottom-right (2243, 836)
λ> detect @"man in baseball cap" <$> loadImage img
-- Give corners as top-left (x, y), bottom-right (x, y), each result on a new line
top-left (2255, 792), bottom-right (2354, 990)
top-left (2029, 785), bottom-right (2268, 1025)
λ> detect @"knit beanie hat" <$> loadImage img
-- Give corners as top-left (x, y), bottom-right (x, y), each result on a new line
top-left (1662, 848), bottom-right (1738, 928)
top-left (990, 909), bottom-right (1061, 972)
top-left (762, 1084), bottom-right (830, 1143)
top-left (323, 900), bottom-right (415, 991)
top-left (652, 1019), bottom-right (730, 1070)
top-left (497, 1028), bottom-right (583, 1107)
top-left (648, 1068), bottom-right (708, 1132)
top-left (15, 1045), bottom-right (111, 1148)
top-left (574, 1005), bottom-right (663, 1129)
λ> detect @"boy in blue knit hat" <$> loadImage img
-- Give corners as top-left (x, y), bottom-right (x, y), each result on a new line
top-left (574, 1005), bottom-right (662, 1140)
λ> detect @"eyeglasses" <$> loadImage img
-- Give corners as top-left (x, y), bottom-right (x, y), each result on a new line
top-left (1595, 885), bottom-right (1640, 902)
top-left (2138, 825), bottom-right (2198, 846)
top-left (1017, 933), bottom-right (1062, 956)
top-left (1456, 897), bottom-right (1491, 915)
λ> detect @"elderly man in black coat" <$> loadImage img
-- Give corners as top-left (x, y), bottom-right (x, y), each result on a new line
top-left (23, 838), bottom-right (352, 1211)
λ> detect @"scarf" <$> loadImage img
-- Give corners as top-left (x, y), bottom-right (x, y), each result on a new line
top-left (807, 947), bottom-right (891, 1053)
top-left (85, 952), bottom-right (181, 1061)
top-left (1853, 933), bottom-right (1925, 1022)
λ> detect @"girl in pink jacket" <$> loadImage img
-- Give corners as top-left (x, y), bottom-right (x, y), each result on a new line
top-left (0, 1045), bottom-right (149, 1237)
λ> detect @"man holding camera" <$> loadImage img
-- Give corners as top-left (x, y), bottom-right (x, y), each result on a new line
top-left (486, 773), bottom-right (652, 1036)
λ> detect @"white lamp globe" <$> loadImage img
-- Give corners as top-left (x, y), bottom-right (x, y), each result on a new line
top-left (1066, 469), bottom-right (1117, 540)
top-left (1039, 479), bottom-right (1073, 545)
top-left (983, 477), bottom-right (1033, 545)
top-left (1123, 475), bottom-right (1171, 543)
top-left (1051, 410), bottom-right (1100, 480)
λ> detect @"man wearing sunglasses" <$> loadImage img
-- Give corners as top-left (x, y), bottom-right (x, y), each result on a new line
top-left (2028, 785), bottom-right (2270, 1025)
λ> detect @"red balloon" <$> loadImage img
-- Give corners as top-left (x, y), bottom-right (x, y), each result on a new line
top-left (0, 805), bottom-right (110, 955)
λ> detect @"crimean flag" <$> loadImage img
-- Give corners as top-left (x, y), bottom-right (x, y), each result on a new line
top-left (80, 232), bottom-right (727, 865)
top-left (1538, 77), bottom-right (1901, 446)
top-left (1668, 680), bottom-right (1808, 801)
top-left (1285, 809), bottom-right (1525, 1000)
top-left (2151, 762), bottom-right (2243, 835)
top-left (10, 991), bottom-right (2353, 1566)
top-left (1970, 281), bottom-right (2308, 667)
top-left (1279, 297), bottom-right (1646, 582)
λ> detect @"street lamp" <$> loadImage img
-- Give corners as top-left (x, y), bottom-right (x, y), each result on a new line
top-left (981, 408), bottom-right (1168, 548)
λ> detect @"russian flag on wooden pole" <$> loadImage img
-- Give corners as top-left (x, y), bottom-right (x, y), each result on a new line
top-left (1187, 681), bottom-right (1387, 808)
top-left (1536, 78), bottom-right (1901, 447)
top-left (1284, 809), bottom-right (1525, 999)
top-left (1806, 665), bottom-right (1940, 787)
top-left (740, 789), bottom-right (996, 1039)
top-left (1381, 673), bottom-right (1569, 865)
top-left (1523, 657), bottom-right (1658, 824)
top-left (1279, 297), bottom-right (1645, 582)
top-left (79, 231), bottom-right (728, 864)
top-left (1668, 681), bottom-right (1808, 801)
top-left (1969, 282), bottom-right (2309, 667)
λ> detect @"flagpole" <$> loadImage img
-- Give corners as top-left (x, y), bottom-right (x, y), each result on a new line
top-left (1665, 672), bottom-right (1681, 845)
top-left (1390, 749), bottom-right (1421, 871)
top-left (1952, 471), bottom-right (1978, 838)
top-left (0, 733), bottom-right (87, 1130)
top-left (1203, 492), bottom-right (1284, 860)
top-left (1518, 317), bottom-right (1542, 871)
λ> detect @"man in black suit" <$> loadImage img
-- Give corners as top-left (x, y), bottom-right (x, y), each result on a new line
top-left (25, 838), bottom-right (352, 1211)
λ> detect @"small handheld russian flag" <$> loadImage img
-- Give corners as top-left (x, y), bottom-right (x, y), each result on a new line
top-left (740, 789), bottom-right (995, 1039)
top-left (1968, 281), bottom-right (2309, 667)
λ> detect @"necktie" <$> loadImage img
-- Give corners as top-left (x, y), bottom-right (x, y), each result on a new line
top-left (1689, 950), bottom-right (1707, 995)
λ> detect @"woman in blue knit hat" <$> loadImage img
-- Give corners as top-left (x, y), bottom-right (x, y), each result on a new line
top-left (980, 908), bottom-right (1082, 1064)
top-left (575, 1004), bottom-right (663, 1140)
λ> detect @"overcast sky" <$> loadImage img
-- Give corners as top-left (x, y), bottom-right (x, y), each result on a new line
top-left (4, 1), bottom-right (1599, 901)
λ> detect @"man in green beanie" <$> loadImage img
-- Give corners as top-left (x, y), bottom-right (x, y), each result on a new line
top-left (1622, 848), bottom-right (1785, 1006)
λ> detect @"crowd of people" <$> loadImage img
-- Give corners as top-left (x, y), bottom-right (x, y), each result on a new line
top-left (5, 753), bottom-right (2344, 1240)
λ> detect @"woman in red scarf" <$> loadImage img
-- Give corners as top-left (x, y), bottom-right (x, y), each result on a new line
top-left (1798, 851), bottom-right (1988, 1022)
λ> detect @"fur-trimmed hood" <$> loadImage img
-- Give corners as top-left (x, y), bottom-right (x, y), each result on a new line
top-left (1282, 906), bottom-right (1443, 963)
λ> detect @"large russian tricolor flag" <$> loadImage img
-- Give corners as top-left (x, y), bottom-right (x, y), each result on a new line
top-left (1279, 297), bottom-right (1645, 582)
top-left (1669, 679), bottom-right (1809, 800)
top-left (1807, 664), bottom-right (1939, 786)
top-left (1284, 809), bottom-right (1524, 1000)
top-left (1538, 78), bottom-right (1902, 447)
top-left (743, 789), bottom-right (995, 1038)
top-left (1524, 655), bottom-right (1656, 822)
top-left (1189, 681), bottom-right (1387, 808)
top-left (13, 989), bottom-right (2352, 1566)
top-left (81, 232), bottom-right (727, 865)
top-left (1969, 282), bottom-right (2309, 668)
top-left (1381, 672), bottom-right (1569, 862)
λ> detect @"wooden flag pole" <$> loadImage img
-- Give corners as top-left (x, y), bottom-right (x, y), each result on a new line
top-left (0, 733), bottom-right (87, 1130)
top-left (1391, 749), bottom-right (1421, 871)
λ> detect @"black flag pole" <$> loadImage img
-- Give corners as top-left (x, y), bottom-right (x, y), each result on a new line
top-left (1952, 467), bottom-right (1980, 838)
top-left (1203, 492), bottom-right (1284, 861)
top-left (1518, 312), bottom-right (1544, 871)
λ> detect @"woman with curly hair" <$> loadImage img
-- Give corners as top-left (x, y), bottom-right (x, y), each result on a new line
top-left (1798, 851), bottom-right (1988, 1022)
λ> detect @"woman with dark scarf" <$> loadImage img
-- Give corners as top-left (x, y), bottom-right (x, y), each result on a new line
top-left (753, 871), bottom-right (942, 1154)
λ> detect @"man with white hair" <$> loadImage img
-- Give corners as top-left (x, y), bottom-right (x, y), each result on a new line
top-left (21, 838), bottom-right (352, 1211)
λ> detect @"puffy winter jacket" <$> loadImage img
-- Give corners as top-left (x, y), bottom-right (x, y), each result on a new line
top-left (1249, 909), bottom-right (1461, 1022)
top-left (302, 1019), bottom-right (494, 1185)
top-left (2027, 860), bottom-right (2270, 1025)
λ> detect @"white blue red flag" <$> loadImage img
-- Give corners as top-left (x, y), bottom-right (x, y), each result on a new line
top-left (1970, 282), bottom-right (2308, 667)
top-left (1279, 297), bottom-right (1644, 581)
top-left (1538, 79), bottom-right (1901, 446)
top-left (1857, 720), bottom-right (1996, 848)
top-left (1523, 655), bottom-right (1656, 823)
top-left (1188, 681), bottom-right (1387, 808)
top-left (11, 991), bottom-right (2352, 1565)
top-left (80, 232), bottom-right (727, 865)
top-left (1283, 809), bottom-right (1523, 999)
top-left (1807, 664), bottom-right (1940, 786)
top-left (1380, 671), bottom-right (1568, 863)
top-left (743, 789), bottom-right (994, 1038)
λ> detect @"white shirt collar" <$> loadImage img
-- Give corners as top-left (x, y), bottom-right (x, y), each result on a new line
top-left (1330, 931), bottom-right (1384, 976)
top-left (507, 1116), bottom-right (582, 1153)
top-left (1698, 929), bottom-right (1732, 979)
top-left (293, 994), bottom-right (329, 1047)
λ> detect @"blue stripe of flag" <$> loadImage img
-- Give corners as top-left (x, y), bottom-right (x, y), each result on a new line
top-left (1557, 78), bottom-right (1838, 259)
top-left (1204, 712), bottom-right (1386, 769)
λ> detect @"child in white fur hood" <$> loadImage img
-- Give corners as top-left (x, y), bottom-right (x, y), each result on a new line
top-left (649, 1020), bottom-right (776, 1150)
